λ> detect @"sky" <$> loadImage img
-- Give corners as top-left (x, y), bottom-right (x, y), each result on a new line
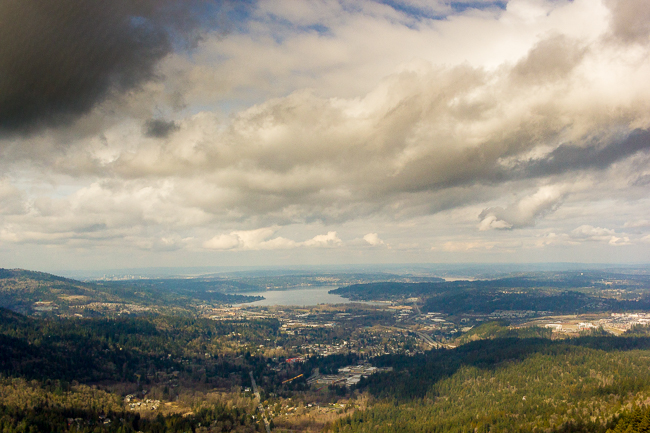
top-left (1, 0), bottom-right (649, 272)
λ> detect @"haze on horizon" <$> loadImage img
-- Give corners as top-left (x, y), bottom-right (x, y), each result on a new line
top-left (1, 0), bottom-right (649, 272)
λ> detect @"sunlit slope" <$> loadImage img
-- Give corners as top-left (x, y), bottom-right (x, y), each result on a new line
top-left (332, 332), bottom-right (650, 432)
top-left (0, 268), bottom-right (261, 315)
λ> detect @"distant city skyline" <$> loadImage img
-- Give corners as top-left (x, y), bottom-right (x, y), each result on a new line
top-left (1, 0), bottom-right (649, 271)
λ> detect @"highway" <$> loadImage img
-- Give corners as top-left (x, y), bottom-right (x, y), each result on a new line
top-left (250, 371), bottom-right (271, 433)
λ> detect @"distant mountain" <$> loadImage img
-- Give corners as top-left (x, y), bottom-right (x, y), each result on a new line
top-left (0, 268), bottom-right (118, 315)
top-left (329, 271), bottom-right (650, 314)
top-left (0, 268), bottom-right (262, 316)
top-left (101, 277), bottom-right (260, 294)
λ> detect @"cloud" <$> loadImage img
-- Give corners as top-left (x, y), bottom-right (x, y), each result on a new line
top-left (606, 0), bottom-right (650, 43)
top-left (478, 184), bottom-right (570, 230)
top-left (535, 224), bottom-right (639, 248)
top-left (515, 129), bottom-right (650, 179)
top-left (570, 225), bottom-right (631, 245)
top-left (624, 219), bottom-right (650, 229)
top-left (203, 227), bottom-right (293, 250)
top-left (1, 0), bottom-right (649, 265)
top-left (363, 232), bottom-right (385, 246)
top-left (0, 0), bottom-right (240, 135)
top-left (511, 34), bottom-right (587, 84)
top-left (303, 231), bottom-right (343, 248)
top-left (33, 50), bottom-right (649, 227)
top-left (134, 234), bottom-right (191, 252)
top-left (202, 228), bottom-right (342, 250)
top-left (534, 232), bottom-right (567, 247)
top-left (0, 178), bottom-right (27, 215)
top-left (144, 119), bottom-right (179, 138)
top-left (440, 240), bottom-right (493, 252)
top-left (203, 232), bottom-right (248, 250)
top-left (0, 180), bottom-right (211, 246)
top-left (439, 239), bottom-right (521, 253)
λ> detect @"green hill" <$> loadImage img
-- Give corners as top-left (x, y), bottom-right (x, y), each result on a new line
top-left (331, 333), bottom-right (650, 432)
top-left (0, 268), bottom-right (262, 316)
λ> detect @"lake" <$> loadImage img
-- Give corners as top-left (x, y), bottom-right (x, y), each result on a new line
top-left (235, 286), bottom-right (351, 307)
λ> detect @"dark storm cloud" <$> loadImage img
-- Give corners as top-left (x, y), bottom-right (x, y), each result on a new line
top-left (520, 128), bottom-right (650, 178)
top-left (144, 119), bottom-right (179, 138)
top-left (0, 0), bottom-right (236, 134)
top-left (384, 128), bottom-right (649, 198)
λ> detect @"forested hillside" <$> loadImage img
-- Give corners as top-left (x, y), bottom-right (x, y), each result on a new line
top-left (0, 308), bottom-right (279, 383)
top-left (330, 271), bottom-right (650, 314)
top-left (3, 267), bottom-right (650, 432)
top-left (0, 269), bottom-right (262, 316)
top-left (0, 378), bottom-right (258, 432)
top-left (0, 308), bottom-right (285, 432)
top-left (328, 326), bottom-right (650, 432)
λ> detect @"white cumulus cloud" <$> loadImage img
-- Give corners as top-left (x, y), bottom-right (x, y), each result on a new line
top-left (203, 228), bottom-right (342, 251)
top-left (570, 225), bottom-right (631, 245)
top-left (363, 232), bottom-right (385, 246)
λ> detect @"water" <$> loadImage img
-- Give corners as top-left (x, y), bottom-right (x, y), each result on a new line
top-left (235, 286), bottom-right (351, 307)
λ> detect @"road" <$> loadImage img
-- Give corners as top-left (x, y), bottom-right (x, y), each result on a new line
top-left (397, 300), bottom-right (450, 349)
top-left (250, 372), bottom-right (271, 433)
top-left (412, 329), bottom-right (437, 347)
